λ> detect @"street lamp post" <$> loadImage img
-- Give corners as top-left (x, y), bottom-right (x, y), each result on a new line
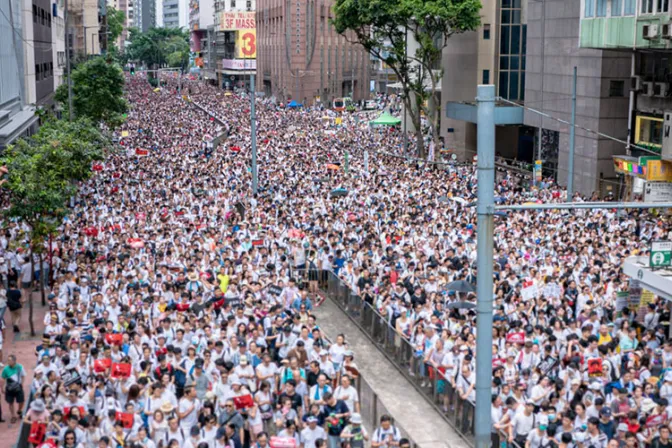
top-left (250, 72), bottom-right (258, 195)
top-left (475, 84), bottom-right (496, 448)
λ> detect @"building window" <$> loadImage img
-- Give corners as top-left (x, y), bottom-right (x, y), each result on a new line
top-left (35, 64), bottom-right (41, 81)
top-left (596, 0), bottom-right (607, 16)
top-left (624, 0), bottom-right (636, 14)
top-left (483, 69), bottom-right (490, 84)
top-left (32, 4), bottom-right (37, 22)
top-left (483, 24), bottom-right (490, 40)
top-left (585, 0), bottom-right (595, 17)
top-left (659, 0), bottom-right (670, 13)
top-left (642, 0), bottom-right (654, 13)
top-left (499, 0), bottom-right (525, 101)
top-left (612, 0), bottom-right (622, 16)
top-left (609, 80), bottom-right (625, 97)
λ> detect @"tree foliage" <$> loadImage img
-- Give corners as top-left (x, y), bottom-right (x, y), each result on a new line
top-left (126, 27), bottom-right (190, 70)
top-left (107, 6), bottom-right (126, 43)
top-left (55, 57), bottom-right (127, 127)
top-left (332, 0), bottom-right (482, 157)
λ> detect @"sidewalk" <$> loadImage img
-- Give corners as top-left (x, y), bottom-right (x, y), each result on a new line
top-left (1, 292), bottom-right (47, 448)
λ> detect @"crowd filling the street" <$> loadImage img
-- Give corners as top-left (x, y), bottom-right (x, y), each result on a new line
top-left (1, 73), bottom-right (672, 448)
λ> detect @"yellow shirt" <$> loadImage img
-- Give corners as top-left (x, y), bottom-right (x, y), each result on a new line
top-left (598, 333), bottom-right (613, 346)
top-left (218, 274), bottom-right (230, 293)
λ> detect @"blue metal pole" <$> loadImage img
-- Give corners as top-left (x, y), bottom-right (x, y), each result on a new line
top-left (475, 84), bottom-right (495, 448)
top-left (567, 66), bottom-right (577, 201)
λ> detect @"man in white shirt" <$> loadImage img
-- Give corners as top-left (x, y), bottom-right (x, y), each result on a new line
top-left (177, 386), bottom-right (201, 431)
top-left (300, 416), bottom-right (326, 448)
top-left (333, 375), bottom-right (359, 413)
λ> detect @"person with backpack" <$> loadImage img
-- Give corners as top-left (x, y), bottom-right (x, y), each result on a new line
top-left (371, 415), bottom-right (401, 448)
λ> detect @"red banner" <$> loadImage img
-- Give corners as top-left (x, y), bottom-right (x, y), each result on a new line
top-left (28, 422), bottom-right (47, 445)
top-left (115, 411), bottom-right (135, 429)
top-left (105, 333), bottom-right (123, 346)
top-left (63, 406), bottom-right (85, 419)
top-left (506, 332), bottom-right (525, 344)
top-left (127, 238), bottom-right (145, 249)
top-left (135, 148), bottom-right (149, 156)
top-left (111, 362), bottom-right (132, 379)
top-left (252, 239), bottom-right (264, 247)
top-left (93, 358), bottom-right (112, 373)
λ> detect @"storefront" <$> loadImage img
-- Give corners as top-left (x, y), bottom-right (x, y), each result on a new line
top-left (613, 155), bottom-right (672, 200)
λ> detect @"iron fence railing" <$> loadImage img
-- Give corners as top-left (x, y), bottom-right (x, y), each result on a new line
top-left (294, 268), bottom-right (525, 448)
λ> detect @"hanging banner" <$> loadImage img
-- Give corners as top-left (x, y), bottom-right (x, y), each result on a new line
top-left (236, 30), bottom-right (257, 58)
top-left (217, 11), bottom-right (256, 31)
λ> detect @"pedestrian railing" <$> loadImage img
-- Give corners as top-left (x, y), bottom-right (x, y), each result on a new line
top-left (295, 269), bottom-right (526, 448)
top-left (14, 391), bottom-right (34, 448)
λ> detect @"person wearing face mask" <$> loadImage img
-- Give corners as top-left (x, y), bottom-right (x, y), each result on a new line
top-left (524, 415), bottom-right (550, 448)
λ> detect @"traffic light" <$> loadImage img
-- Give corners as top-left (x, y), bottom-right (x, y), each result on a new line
top-left (130, 66), bottom-right (135, 75)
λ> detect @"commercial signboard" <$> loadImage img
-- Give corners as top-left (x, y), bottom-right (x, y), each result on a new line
top-left (236, 29), bottom-right (256, 58)
top-left (650, 241), bottom-right (672, 269)
top-left (644, 181), bottom-right (672, 203)
top-left (222, 59), bottom-right (257, 70)
top-left (217, 11), bottom-right (255, 31)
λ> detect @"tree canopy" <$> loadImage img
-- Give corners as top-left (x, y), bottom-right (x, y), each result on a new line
top-left (126, 27), bottom-right (190, 70)
top-left (332, 0), bottom-right (482, 157)
top-left (55, 57), bottom-right (127, 127)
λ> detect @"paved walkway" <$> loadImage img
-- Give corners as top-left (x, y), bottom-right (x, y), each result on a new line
top-left (314, 298), bottom-right (470, 448)
top-left (1, 291), bottom-right (47, 448)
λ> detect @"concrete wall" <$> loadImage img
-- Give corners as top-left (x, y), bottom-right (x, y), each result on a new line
top-left (524, 0), bottom-right (630, 195)
top-left (440, 31), bottom-right (478, 159)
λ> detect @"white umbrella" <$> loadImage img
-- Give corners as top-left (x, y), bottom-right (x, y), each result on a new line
top-left (450, 197), bottom-right (467, 205)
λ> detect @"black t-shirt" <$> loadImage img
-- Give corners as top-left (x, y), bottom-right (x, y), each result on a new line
top-left (652, 437), bottom-right (672, 448)
top-left (321, 400), bottom-right (349, 436)
top-left (7, 289), bottom-right (21, 310)
top-left (279, 391), bottom-right (302, 411)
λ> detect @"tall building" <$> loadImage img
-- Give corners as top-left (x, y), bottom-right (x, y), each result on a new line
top-left (0, 0), bottom-right (40, 148)
top-left (52, 0), bottom-right (66, 91)
top-left (67, 0), bottom-right (103, 55)
top-left (163, 0), bottom-right (187, 28)
top-left (256, 0), bottom-right (369, 105)
top-left (134, 0), bottom-right (155, 31)
top-left (210, 0), bottom-right (253, 89)
top-left (443, 0), bottom-right (532, 163)
top-left (22, 0), bottom-right (55, 106)
top-left (578, 0), bottom-right (672, 196)
top-left (525, 0), bottom-right (630, 195)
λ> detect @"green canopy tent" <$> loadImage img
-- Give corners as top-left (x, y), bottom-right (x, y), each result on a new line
top-left (369, 111), bottom-right (402, 127)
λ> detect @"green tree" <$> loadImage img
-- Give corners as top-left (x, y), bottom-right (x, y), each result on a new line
top-left (107, 6), bottom-right (126, 43)
top-left (126, 27), bottom-right (190, 70)
top-left (0, 117), bottom-right (107, 332)
top-left (332, 0), bottom-right (481, 158)
top-left (55, 57), bottom-right (127, 127)
top-left (1, 142), bottom-right (72, 336)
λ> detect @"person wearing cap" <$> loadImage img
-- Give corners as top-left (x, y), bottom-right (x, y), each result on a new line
top-left (23, 398), bottom-right (49, 425)
top-left (300, 414), bottom-right (327, 448)
top-left (340, 412), bottom-right (368, 448)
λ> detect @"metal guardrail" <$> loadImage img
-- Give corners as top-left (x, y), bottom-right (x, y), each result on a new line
top-left (15, 390), bottom-right (34, 448)
top-left (295, 269), bottom-right (525, 448)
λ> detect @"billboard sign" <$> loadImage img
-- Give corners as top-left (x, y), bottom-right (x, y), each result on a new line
top-left (222, 59), bottom-right (257, 70)
top-left (217, 11), bottom-right (255, 31)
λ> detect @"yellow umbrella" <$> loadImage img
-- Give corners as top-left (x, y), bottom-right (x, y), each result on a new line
top-left (153, 88), bottom-right (160, 92)
top-left (224, 92), bottom-right (233, 97)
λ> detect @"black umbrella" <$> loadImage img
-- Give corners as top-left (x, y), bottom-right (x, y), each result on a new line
top-left (445, 301), bottom-right (477, 310)
top-left (444, 280), bottom-right (476, 293)
top-left (330, 188), bottom-right (348, 197)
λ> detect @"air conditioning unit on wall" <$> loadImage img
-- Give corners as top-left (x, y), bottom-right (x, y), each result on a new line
top-left (642, 81), bottom-right (655, 96)
top-left (643, 24), bottom-right (660, 39)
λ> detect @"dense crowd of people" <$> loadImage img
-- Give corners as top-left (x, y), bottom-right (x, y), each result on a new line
top-left (0, 72), bottom-right (671, 448)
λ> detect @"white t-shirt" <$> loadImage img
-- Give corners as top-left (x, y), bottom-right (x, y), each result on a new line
top-left (178, 397), bottom-right (201, 430)
top-left (333, 385), bottom-right (359, 413)
top-left (300, 426), bottom-right (326, 448)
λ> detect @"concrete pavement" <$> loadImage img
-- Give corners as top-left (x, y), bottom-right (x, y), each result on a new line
top-left (314, 297), bottom-right (471, 448)
top-left (1, 291), bottom-right (46, 448)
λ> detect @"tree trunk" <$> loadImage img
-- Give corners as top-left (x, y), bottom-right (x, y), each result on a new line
top-left (39, 251), bottom-right (46, 307)
top-left (29, 247), bottom-right (35, 337)
top-left (415, 121), bottom-right (426, 159)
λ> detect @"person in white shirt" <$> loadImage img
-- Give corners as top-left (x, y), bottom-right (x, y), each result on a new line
top-left (300, 416), bottom-right (326, 448)
top-left (333, 375), bottom-right (359, 413)
top-left (177, 386), bottom-right (201, 431)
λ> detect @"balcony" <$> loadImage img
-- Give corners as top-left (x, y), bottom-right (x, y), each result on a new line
top-left (580, 9), bottom-right (672, 50)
